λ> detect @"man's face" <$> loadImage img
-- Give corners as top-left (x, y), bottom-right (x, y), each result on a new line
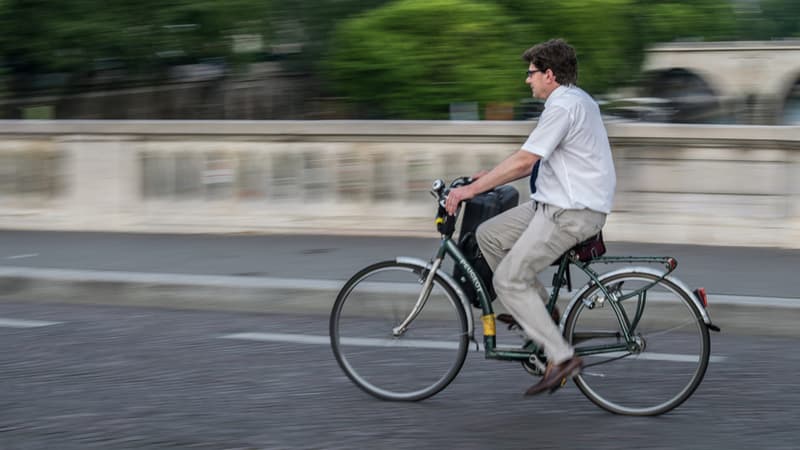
top-left (526, 63), bottom-right (553, 100)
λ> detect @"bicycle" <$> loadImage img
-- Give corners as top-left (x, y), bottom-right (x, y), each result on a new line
top-left (330, 177), bottom-right (721, 416)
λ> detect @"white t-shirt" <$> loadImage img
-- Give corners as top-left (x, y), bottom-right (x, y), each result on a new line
top-left (521, 85), bottom-right (616, 214)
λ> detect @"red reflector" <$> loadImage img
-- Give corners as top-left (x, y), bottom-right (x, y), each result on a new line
top-left (667, 258), bottom-right (678, 271)
top-left (694, 288), bottom-right (708, 307)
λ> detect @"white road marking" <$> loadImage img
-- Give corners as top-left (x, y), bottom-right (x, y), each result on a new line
top-left (0, 267), bottom-right (343, 290)
top-left (220, 331), bottom-right (725, 362)
top-left (0, 318), bottom-right (62, 328)
top-left (221, 332), bottom-right (461, 350)
top-left (5, 253), bottom-right (39, 260)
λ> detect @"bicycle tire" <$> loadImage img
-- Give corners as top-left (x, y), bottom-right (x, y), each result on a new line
top-left (563, 271), bottom-right (711, 416)
top-left (330, 260), bottom-right (469, 401)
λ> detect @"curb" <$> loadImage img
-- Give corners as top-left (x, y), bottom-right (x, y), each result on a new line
top-left (0, 268), bottom-right (342, 316)
top-left (1, 267), bottom-right (798, 336)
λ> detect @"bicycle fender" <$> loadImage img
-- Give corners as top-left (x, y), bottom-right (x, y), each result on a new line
top-left (560, 266), bottom-right (713, 332)
top-left (395, 256), bottom-right (475, 339)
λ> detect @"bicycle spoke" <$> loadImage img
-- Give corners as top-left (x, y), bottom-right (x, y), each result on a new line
top-left (583, 352), bottom-right (633, 369)
top-left (639, 319), bottom-right (697, 338)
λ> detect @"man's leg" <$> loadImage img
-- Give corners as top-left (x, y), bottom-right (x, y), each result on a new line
top-left (492, 204), bottom-right (606, 365)
top-left (476, 201), bottom-right (550, 312)
top-left (475, 201), bottom-right (535, 271)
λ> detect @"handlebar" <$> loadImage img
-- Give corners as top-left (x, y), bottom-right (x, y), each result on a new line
top-left (430, 177), bottom-right (473, 236)
top-left (430, 176), bottom-right (472, 208)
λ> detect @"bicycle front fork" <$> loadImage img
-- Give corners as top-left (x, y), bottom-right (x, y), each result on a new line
top-left (392, 257), bottom-right (444, 336)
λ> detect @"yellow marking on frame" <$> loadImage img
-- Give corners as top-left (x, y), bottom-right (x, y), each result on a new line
top-left (481, 314), bottom-right (496, 337)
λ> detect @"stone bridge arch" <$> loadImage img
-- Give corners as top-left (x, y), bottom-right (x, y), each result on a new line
top-left (639, 68), bottom-right (721, 122)
top-left (642, 41), bottom-right (800, 124)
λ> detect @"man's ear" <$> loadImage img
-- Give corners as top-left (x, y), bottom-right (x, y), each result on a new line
top-left (546, 69), bottom-right (557, 84)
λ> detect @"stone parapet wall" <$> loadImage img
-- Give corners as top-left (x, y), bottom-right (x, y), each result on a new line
top-left (0, 120), bottom-right (798, 247)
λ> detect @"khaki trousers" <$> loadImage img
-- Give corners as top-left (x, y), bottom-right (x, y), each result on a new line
top-left (476, 201), bottom-right (606, 365)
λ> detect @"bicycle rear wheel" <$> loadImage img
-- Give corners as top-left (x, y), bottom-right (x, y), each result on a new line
top-left (564, 271), bottom-right (710, 416)
top-left (330, 260), bottom-right (469, 401)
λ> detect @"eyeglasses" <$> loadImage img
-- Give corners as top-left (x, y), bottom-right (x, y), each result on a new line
top-left (526, 69), bottom-right (542, 77)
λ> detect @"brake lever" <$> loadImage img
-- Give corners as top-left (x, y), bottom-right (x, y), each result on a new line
top-left (430, 179), bottom-right (445, 200)
top-left (439, 188), bottom-right (450, 208)
top-left (449, 176), bottom-right (471, 188)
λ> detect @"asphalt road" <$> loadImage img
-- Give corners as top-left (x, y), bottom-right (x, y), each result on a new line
top-left (1, 231), bottom-right (798, 449)
top-left (0, 301), bottom-right (797, 450)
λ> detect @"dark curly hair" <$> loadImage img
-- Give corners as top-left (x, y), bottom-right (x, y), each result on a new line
top-left (522, 39), bottom-right (578, 86)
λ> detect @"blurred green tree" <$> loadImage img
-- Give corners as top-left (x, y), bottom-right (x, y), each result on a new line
top-left (635, 0), bottom-right (738, 44)
top-left (3, 0), bottom-right (798, 117)
top-left (327, 0), bottom-right (752, 117)
top-left (496, 0), bottom-right (643, 95)
top-left (0, 0), bottom-right (269, 91)
top-left (269, 0), bottom-right (392, 72)
top-left (737, 0), bottom-right (800, 40)
top-left (327, 0), bottom-right (533, 119)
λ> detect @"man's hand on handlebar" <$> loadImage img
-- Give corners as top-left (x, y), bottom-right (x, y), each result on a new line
top-left (444, 170), bottom-right (491, 215)
top-left (445, 184), bottom-right (476, 216)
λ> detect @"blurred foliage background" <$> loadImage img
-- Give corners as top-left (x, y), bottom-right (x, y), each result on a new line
top-left (0, 0), bottom-right (798, 119)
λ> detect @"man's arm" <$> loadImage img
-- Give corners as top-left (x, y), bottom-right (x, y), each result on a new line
top-left (445, 150), bottom-right (540, 215)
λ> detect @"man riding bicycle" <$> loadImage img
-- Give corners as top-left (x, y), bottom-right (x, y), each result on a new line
top-left (445, 38), bottom-right (616, 395)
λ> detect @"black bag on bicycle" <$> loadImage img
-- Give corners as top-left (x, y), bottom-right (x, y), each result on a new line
top-left (452, 185), bottom-right (519, 308)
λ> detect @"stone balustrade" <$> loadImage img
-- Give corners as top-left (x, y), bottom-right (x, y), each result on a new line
top-left (0, 120), bottom-right (798, 247)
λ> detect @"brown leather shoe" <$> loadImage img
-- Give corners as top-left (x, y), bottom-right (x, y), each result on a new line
top-left (524, 356), bottom-right (583, 396)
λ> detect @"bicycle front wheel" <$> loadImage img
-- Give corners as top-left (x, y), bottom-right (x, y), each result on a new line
top-left (330, 260), bottom-right (469, 401)
top-left (564, 271), bottom-right (710, 416)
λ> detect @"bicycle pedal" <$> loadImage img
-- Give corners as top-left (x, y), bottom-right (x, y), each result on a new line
top-left (527, 353), bottom-right (547, 374)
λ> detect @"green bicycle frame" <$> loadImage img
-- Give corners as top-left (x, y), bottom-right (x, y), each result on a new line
top-left (436, 236), bottom-right (677, 363)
